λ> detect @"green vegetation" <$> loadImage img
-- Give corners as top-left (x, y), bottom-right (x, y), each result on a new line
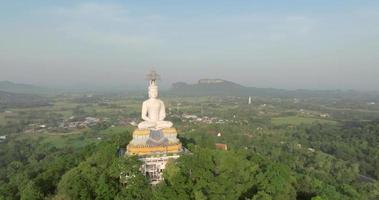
top-left (271, 116), bottom-right (337, 126)
top-left (1, 92), bottom-right (379, 199)
top-left (24, 133), bottom-right (99, 149)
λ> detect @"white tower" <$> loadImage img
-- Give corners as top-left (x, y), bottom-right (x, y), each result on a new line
top-left (248, 96), bottom-right (252, 105)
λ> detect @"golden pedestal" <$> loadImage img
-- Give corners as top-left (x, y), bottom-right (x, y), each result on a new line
top-left (126, 127), bottom-right (182, 156)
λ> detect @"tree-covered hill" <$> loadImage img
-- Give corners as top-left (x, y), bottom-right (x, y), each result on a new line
top-left (0, 81), bottom-right (50, 95)
top-left (1, 92), bottom-right (378, 200)
top-left (1, 121), bottom-right (379, 200)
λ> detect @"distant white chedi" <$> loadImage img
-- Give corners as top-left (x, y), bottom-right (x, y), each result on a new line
top-left (137, 76), bottom-right (173, 130)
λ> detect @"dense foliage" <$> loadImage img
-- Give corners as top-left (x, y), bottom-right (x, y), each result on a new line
top-left (0, 139), bottom-right (94, 199)
top-left (289, 120), bottom-right (379, 180)
top-left (1, 121), bottom-right (379, 200)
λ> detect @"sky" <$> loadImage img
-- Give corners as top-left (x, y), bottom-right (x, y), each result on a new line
top-left (0, 0), bottom-right (378, 90)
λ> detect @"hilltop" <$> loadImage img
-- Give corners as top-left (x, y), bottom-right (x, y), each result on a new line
top-left (0, 81), bottom-right (51, 95)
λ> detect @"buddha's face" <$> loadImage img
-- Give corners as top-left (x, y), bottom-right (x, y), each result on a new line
top-left (148, 87), bottom-right (158, 98)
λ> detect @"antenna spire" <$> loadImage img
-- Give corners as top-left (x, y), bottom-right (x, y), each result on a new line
top-left (146, 69), bottom-right (160, 86)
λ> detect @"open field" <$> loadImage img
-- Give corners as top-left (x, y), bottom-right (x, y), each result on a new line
top-left (271, 116), bottom-right (338, 126)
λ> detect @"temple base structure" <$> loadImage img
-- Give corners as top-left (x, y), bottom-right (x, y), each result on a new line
top-left (125, 127), bottom-right (183, 184)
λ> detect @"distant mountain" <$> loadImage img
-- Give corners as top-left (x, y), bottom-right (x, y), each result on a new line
top-left (0, 90), bottom-right (50, 109)
top-left (170, 79), bottom-right (248, 96)
top-left (0, 81), bottom-right (51, 94)
top-left (168, 79), bottom-right (379, 100)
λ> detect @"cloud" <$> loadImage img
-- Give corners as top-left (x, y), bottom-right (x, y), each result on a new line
top-left (46, 2), bottom-right (161, 48)
top-left (353, 6), bottom-right (379, 18)
top-left (197, 13), bottom-right (317, 43)
top-left (51, 2), bottom-right (129, 22)
top-left (265, 15), bottom-right (315, 41)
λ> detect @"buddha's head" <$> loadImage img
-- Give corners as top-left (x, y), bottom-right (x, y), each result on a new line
top-left (148, 85), bottom-right (158, 98)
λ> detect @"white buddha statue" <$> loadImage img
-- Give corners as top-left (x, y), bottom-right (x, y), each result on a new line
top-left (138, 83), bottom-right (173, 130)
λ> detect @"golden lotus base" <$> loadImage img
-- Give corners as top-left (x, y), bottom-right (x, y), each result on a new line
top-left (127, 143), bottom-right (182, 156)
top-left (132, 127), bottom-right (178, 136)
top-left (126, 127), bottom-right (182, 156)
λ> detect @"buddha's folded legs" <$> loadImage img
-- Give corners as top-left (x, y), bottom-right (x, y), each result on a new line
top-left (156, 121), bottom-right (173, 129)
top-left (138, 120), bottom-right (173, 130)
top-left (138, 121), bottom-right (157, 129)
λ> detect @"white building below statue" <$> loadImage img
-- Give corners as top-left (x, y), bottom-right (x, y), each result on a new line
top-left (140, 154), bottom-right (180, 185)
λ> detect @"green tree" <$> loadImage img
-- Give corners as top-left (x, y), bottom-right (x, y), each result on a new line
top-left (95, 173), bottom-right (118, 200)
top-left (57, 167), bottom-right (95, 200)
top-left (155, 148), bottom-right (260, 200)
top-left (255, 163), bottom-right (296, 200)
top-left (20, 181), bottom-right (43, 200)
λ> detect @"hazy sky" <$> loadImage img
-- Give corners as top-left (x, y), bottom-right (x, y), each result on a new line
top-left (0, 0), bottom-right (378, 90)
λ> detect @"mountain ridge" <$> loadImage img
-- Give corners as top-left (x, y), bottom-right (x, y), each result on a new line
top-left (168, 79), bottom-right (379, 100)
top-left (0, 81), bottom-right (50, 94)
